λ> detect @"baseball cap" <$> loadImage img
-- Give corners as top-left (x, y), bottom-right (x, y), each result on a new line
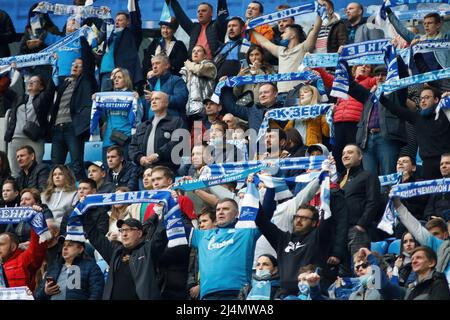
top-left (85, 161), bottom-right (105, 171)
top-left (203, 95), bottom-right (221, 105)
top-left (116, 218), bottom-right (143, 230)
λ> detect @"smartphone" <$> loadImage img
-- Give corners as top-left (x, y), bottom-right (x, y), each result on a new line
top-left (240, 58), bottom-right (249, 69)
top-left (46, 276), bottom-right (55, 285)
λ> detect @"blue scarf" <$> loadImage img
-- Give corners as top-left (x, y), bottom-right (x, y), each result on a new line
top-left (247, 2), bottom-right (316, 29)
top-left (379, 172), bottom-right (403, 187)
top-left (0, 287), bottom-right (34, 300)
top-left (207, 156), bottom-right (326, 176)
top-left (0, 207), bottom-right (51, 243)
top-left (257, 104), bottom-right (333, 141)
top-left (89, 91), bottom-right (139, 139)
top-left (0, 264), bottom-right (7, 288)
top-left (34, 2), bottom-right (112, 19)
top-left (172, 165), bottom-right (266, 191)
top-left (247, 279), bottom-right (280, 300)
top-left (435, 95), bottom-right (450, 119)
top-left (380, 177), bottom-right (450, 234)
top-left (67, 191), bottom-right (188, 248)
top-left (384, 44), bottom-right (399, 82)
top-left (331, 39), bottom-right (393, 99)
top-left (212, 71), bottom-right (326, 102)
top-left (236, 182), bottom-right (260, 229)
top-left (391, 178), bottom-right (450, 198)
top-left (378, 173), bottom-right (403, 235)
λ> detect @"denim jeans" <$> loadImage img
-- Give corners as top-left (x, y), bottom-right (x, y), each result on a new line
top-left (362, 132), bottom-right (400, 176)
top-left (51, 123), bottom-right (86, 180)
top-left (202, 290), bottom-right (240, 300)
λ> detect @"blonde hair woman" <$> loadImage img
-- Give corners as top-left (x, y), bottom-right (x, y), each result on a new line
top-left (41, 165), bottom-right (77, 228)
top-left (273, 85), bottom-right (330, 146)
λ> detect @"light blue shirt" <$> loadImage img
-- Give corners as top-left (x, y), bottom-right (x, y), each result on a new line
top-left (191, 227), bottom-right (260, 299)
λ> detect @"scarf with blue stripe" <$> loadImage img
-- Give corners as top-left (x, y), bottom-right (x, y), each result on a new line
top-left (378, 173), bottom-right (403, 235)
top-left (212, 71), bottom-right (327, 103)
top-left (89, 91), bottom-right (138, 140)
top-left (435, 95), bottom-right (450, 119)
top-left (236, 182), bottom-right (260, 229)
top-left (33, 2), bottom-right (112, 19)
top-left (172, 164), bottom-right (266, 191)
top-left (374, 67), bottom-right (450, 102)
top-left (206, 156), bottom-right (326, 176)
top-left (256, 104), bottom-right (334, 141)
top-left (67, 191), bottom-right (188, 247)
top-left (331, 39), bottom-right (393, 99)
top-left (247, 2), bottom-right (326, 30)
top-left (0, 207), bottom-right (51, 243)
top-left (379, 177), bottom-right (450, 234)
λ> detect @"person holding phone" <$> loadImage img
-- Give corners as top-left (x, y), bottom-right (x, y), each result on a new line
top-left (35, 235), bottom-right (104, 300)
top-left (233, 45), bottom-right (274, 105)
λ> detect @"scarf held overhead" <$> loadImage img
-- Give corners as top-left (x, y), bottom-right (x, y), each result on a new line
top-left (0, 207), bottom-right (51, 243)
top-left (67, 191), bottom-right (187, 247)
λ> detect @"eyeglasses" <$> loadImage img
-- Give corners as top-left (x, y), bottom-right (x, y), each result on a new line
top-left (118, 227), bottom-right (139, 233)
top-left (354, 262), bottom-right (369, 270)
top-left (420, 95), bottom-right (433, 101)
top-left (72, 62), bottom-right (82, 67)
top-left (293, 215), bottom-right (314, 222)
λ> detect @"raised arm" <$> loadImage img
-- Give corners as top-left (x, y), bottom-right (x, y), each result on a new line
top-left (255, 204), bottom-right (284, 250)
top-left (128, 0), bottom-right (143, 48)
top-left (169, 0), bottom-right (195, 33)
top-left (386, 7), bottom-right (416, 43)
top-left (252, 31), bottom-right (279, 57)
top-left (394, 200), bottom-right (444, 252)
top-left (221, 87), bottom-right (250, 120)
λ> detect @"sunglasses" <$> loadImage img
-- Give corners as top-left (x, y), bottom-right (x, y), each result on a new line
top-left (354, 262), bottom-right (369, 270)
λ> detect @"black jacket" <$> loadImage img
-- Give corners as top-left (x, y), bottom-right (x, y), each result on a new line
top-left (60, 206), bottom-right (109, 238)
top-left (424, 190), bottom-right (450, 221)
top-left (35, 255), bottom-right (104, 300)
top-left (143, 38), bottom-right (188, 77)
top-left (404, 270), bottom-right (450, 300)
top-left (105, 160), bottom-right (139, 191)
top-left (340, 165), bottom-right (380, 230)
top-left (82, 214), bottom-right (168, 300)
top-left (380, 96), bottom-right (450, 160)
top-left (170, 0), bottom-right (228, 58)
top-left (328, 188), bottom-right (349, 260)
top-left (16, 161), bottom-right (50, 192)
top-left (5, 80), bottom-right (55, 142)
top-left (0, 10), bottom-right (17, 58)
top-left (344, 59), bottom-right (407, 150)
top-left (49, 37), bottom-right (97, 138)
top-left (255, 205), bottom-right (332, 296)
top-left (129, 114), bottom-right (187, 172)
top-left (98, 0), bottom-right (143, 85)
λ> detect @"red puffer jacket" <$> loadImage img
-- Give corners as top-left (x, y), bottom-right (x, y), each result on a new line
top-left (3, 229), bottom-right (47, 292)
top-left (315, 68), bottom-right (377, 123)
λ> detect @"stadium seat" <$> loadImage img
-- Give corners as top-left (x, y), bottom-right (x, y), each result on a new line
top-left (370, 241), bottom-right (388, 255)
top-left (388, 239), bottom-right (401, 255)
top-left (84, 141), bottom-right (103, 162)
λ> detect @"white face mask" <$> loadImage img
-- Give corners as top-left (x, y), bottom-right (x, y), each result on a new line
top-left (255, 269), bottom-right (271, 280)
top-left (209, 137), bottom-right (223, 146)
